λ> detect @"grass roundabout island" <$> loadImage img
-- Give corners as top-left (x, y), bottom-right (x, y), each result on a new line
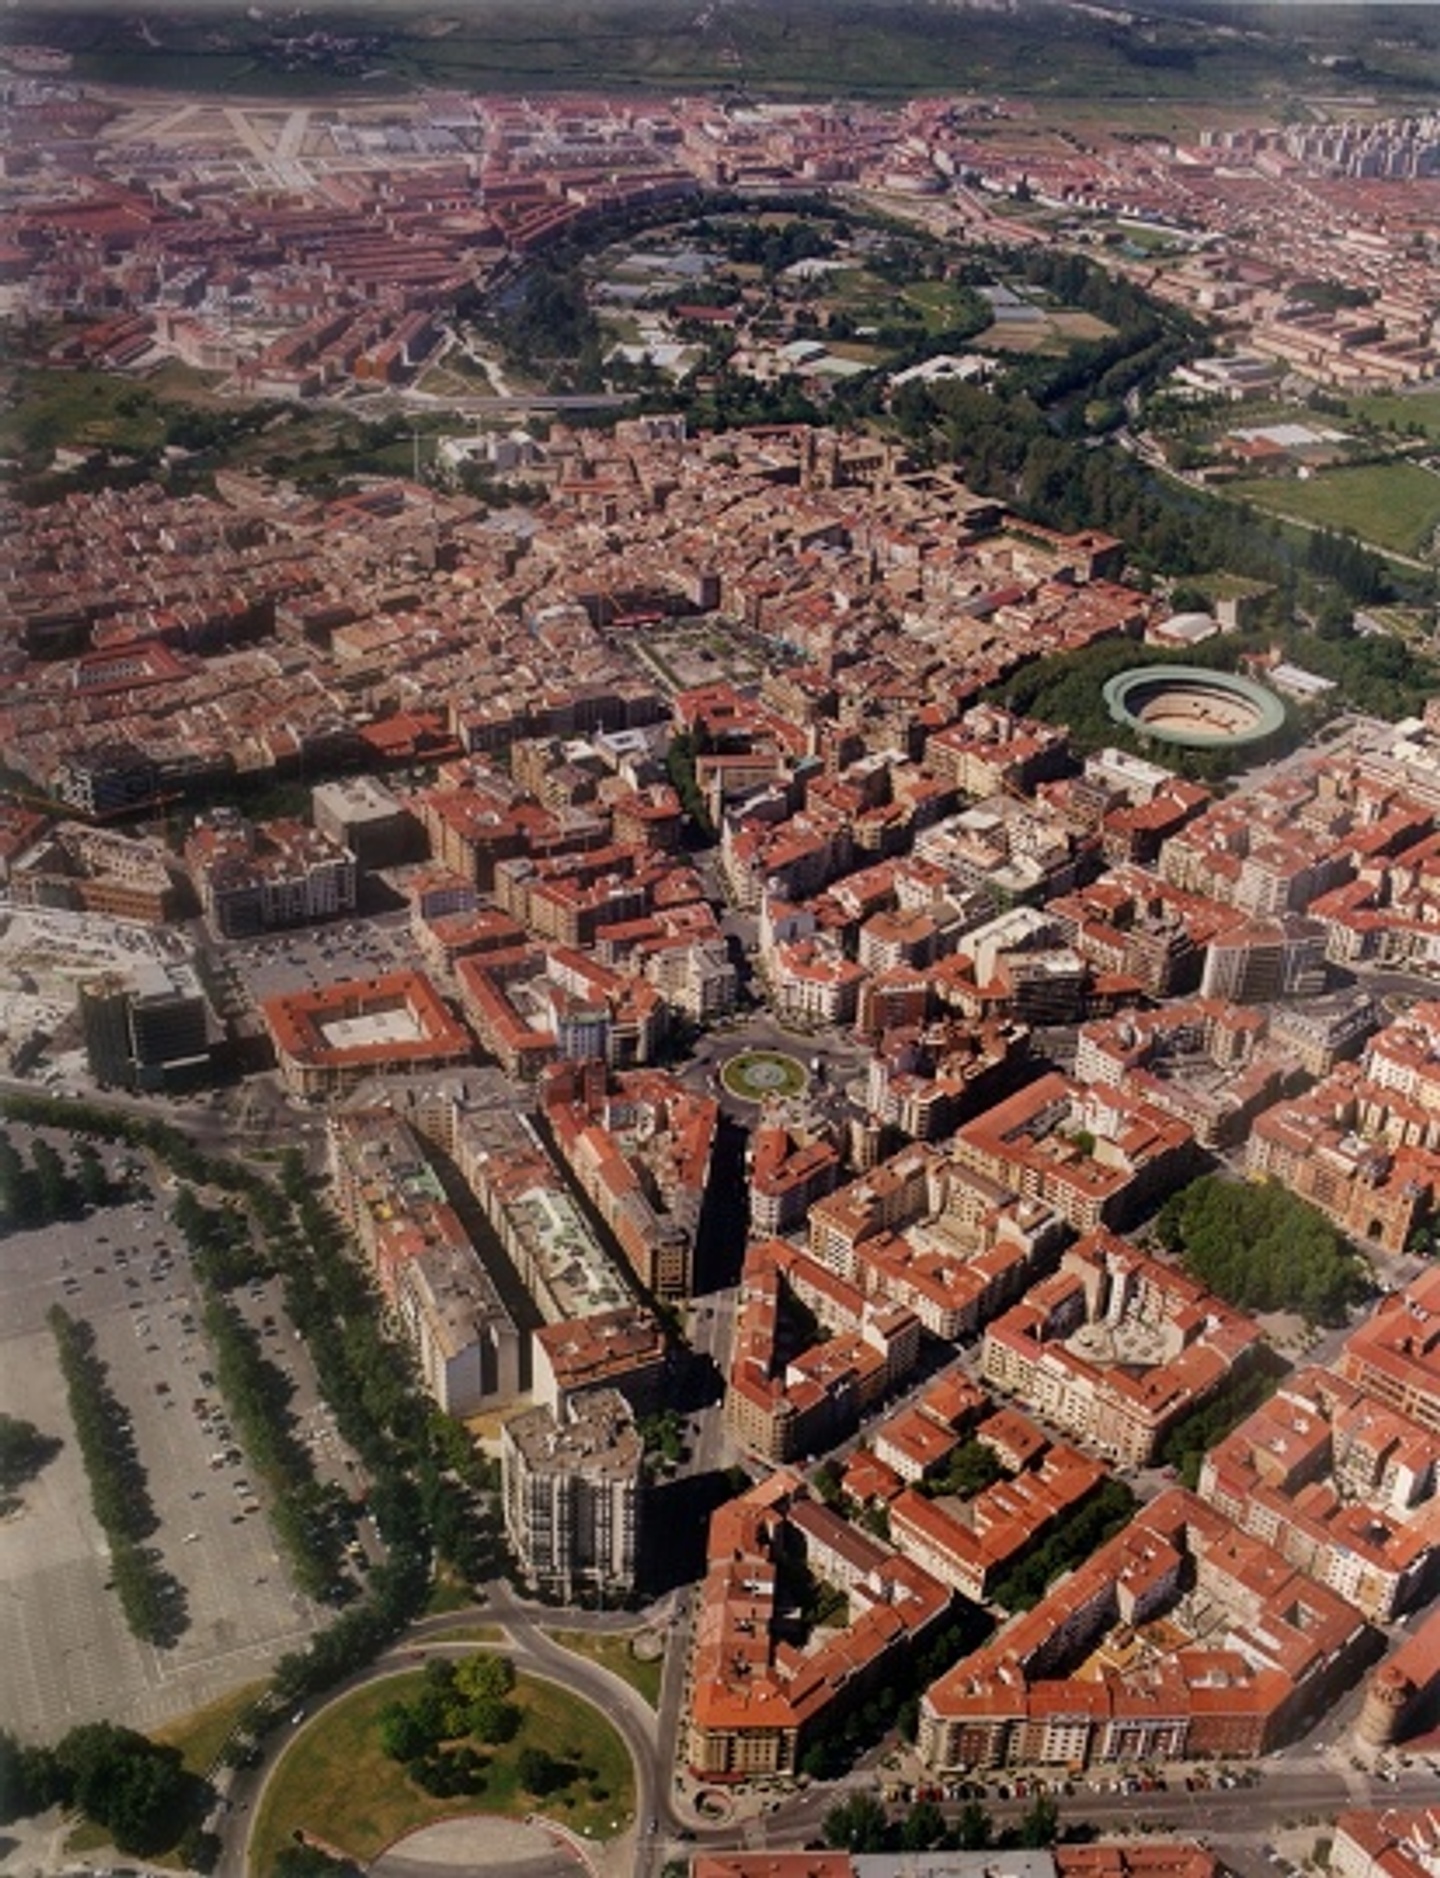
top-left (719, 1049), bottom-right (810, 1103)
top-left (248, 1663), bottom-right (634, 1877)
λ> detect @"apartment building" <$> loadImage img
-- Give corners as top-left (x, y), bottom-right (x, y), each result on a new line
top-left (328, 1108), bottom-right (521, 1415)
top-left (954, 1074), bottom-right (1199, 1236)
top-left (185, 808), bottom-right (357, 937)
top-left (1340, 1267), bottom-right (1440, 1437)
top-left (262, 969), bottom-right (472, 1099)
top-left (542, 1058), bottom-right (717, 1298)
top-left (726, 1240), bottom-right (922, 1464)
top-left (79, 959), bottom-right (212, 1092)
top-left (1198, 1367), bottom-right (1440, 1622)
top-left (890, 1425), bottom-right (1106, 1602)
top-left (1246, 1067), bottom-right (1440, 1258)
top-left (501, 1387), bottom-right (643, 1599)
top-left (685, 1473), bottom-right (949, 1780)
top-left (919, 1488), bottom-right (1375, 1772)
top-left (749, 1121), bottom-right (843, 1238)
top-left (981, 1231), bottom-right (1262, 1467)
top-left (532, 1306), bottom-right (669, 1419)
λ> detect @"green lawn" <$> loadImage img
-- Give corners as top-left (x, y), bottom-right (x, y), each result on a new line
top-left (544, 1630), bottom-right (665, 1709)
top-left (425, 1574), bottom-right (490, 1616)
top-left (248, 1668), bottom-right (633, 1877)
top-left (900, 279), bottom-right (983, 332)
top-left (1345, 391), bottom-right (1440, 443)
top-left (720, 1051), bottom-right (809, 1103)
top-left (1227, 463), bottom-right (1440, 561)
top-left (0, 368), bottom-right (170, 461)
top-left (419, 1621), bottom-right (505, 1643)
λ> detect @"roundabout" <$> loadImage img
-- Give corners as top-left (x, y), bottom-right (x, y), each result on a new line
top-left (718, 1050), bottom-right (810, 1104)
top-left (246, 1662), bottom-right (634, 1878)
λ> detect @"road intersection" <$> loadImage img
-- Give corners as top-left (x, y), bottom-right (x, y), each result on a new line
top-left (220, 1582), bottom-right (1439, 1878)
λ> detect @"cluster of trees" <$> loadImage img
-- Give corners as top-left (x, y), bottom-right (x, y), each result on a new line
top-left (1156, 1175), bottom-right (1367, 1325)
top-left (378, 1656), bottom-right (519, 1796)
top-left (710, 216), bottom-right (836, 277)
top-left (991, 1479), bottom-right (1136, 1614)
top-left (491, 263), bottom-right (603, 390)
top-left (664, 729), bottom-right (716, 841)
top-left (0, 1093), bottom-right (244, 1195)
top-left (1156, 1348), bottom-right (1289, 1488)
top-left (270, 1151), bottom-right (499, 1585)
top-left (985, 633), bottom-right (1291, 778)
top-left (638, 1407), bottom-right (688, 1473)
top-left (1278, 620), bottom-right (1428, 721)
top-left (374, 1659), bottom-right (577, 1802)
top-left (172, 1186), bottom-right (270, 1292)
top-left (1305, 523), bottom-right (1392, 607)
top-left (985, 611), bottom-right (1432, 771)
top-left (0, 1722), bottom-right (195, 1858)
top-left (0, 1412), bottom-right (59, 1510)
top-left (0, 1128), bottom-right (115, 1232)
top-left (215, 1153), bottom-right (504, 1742)
top-left (7, 374), bottom-right (293, 505)
top-left (823, 1788), bottom-right (1060, 1854)
top-left (916, 1438), bottom-right (1005, 1501)
top-left (212, 1290), bottom-right (350, 1597)
top-left (47, 1307), bottom-right (185, 1645)
top-left (682, 364), bottom-right (825, 434)
top-left (797, 1605), bottom-right (992, 1777)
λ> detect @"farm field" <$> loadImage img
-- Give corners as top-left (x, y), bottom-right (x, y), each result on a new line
top-left (19, 0), bottom-right (1440, 104)
top-left (1344, 391), bottom-right (1440, 444)
top-left (1226, 463), bottom-right (1440, 562)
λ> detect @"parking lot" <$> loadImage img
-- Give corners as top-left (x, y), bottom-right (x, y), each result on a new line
top-left (213, 911), bottom-right (417, 1012)
top-left (0, 1130), bottom-right (341, 1744)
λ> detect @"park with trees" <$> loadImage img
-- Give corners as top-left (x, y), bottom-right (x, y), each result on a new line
top-left (248, 1659), bottom-right (633, 1873)
top-left (1156, 1174), bottom-right (1368, 1326)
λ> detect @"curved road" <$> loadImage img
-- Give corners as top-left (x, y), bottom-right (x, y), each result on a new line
top-left (225, 1584), bottom-right (671, 1878)
top-left (21, 1092), bottom-right (1430, 1875)
top-left (223, 1576), bottom-right (1434, 1878)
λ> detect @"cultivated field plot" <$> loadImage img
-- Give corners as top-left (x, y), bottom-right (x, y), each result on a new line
top-left (1227, 462), bottom-right (1440, 562)
top-left (44, 0), bottom-right (1440, 104)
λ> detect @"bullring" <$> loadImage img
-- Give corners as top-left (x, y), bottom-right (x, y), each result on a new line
top-left (1102, 665), bottom-right (1286, 749)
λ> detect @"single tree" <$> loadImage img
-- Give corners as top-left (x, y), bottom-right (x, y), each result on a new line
top-left (1018, 1793), bottom-right (1060, 1849)
top-left (822, 1791), bottom-right (889, 1853)
top-left (516, 1745), bottom-right (563, 1795)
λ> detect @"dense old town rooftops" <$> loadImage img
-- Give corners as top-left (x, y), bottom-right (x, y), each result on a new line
top-left (10, 64), bottom-right (1440, 1800)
